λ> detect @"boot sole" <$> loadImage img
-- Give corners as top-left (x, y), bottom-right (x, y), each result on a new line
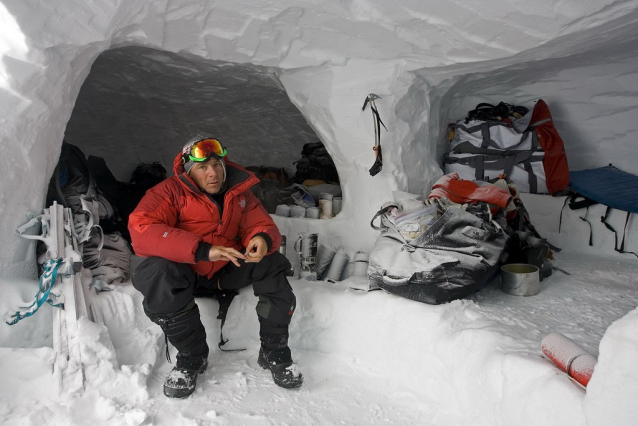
top-left (163, 361), bottom-right (208, 398)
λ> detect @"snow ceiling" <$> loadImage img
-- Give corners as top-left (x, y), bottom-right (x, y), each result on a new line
top-left (2, 0), bottom-right (638, 278)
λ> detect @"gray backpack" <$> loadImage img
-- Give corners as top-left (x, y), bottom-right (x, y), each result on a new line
top-left (368, 199), bottom-right (508, 304)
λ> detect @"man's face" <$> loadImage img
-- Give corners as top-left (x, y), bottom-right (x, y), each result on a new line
top-left (189, 158), bottom-right (224, 194)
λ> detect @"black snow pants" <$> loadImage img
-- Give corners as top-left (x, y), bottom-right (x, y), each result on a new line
top-left (132, 251), bottom-right (296, 363)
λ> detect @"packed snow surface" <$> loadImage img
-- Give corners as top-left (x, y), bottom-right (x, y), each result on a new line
top-left (1, 250), bottom-right (637, 425)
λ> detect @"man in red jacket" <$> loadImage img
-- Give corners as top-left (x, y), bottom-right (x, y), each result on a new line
top-left (128, 135), bottom-right (303, 398)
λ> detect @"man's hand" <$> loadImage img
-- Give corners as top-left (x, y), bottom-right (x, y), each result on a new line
top-left (244, 235), bottom-right (268, 263)
top-left (208, 246), bottom-right (246, 267)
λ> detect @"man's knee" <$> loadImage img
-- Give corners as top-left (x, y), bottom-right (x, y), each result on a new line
top-left (256, 286), bottom-right (296, 325)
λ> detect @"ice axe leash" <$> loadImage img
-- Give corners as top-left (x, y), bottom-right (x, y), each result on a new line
top-left (362, 93), bottom-right (387, 176)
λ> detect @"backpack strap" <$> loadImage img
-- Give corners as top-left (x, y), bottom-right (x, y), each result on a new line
top-left (370, 204), bottom-right (397, 231)
top-left (600, 207), bottom-right (638, 258)
top-left (561, 194), bottom-right (637, 257)
top-left (568, 196), bottom-right (598, 210)
top-left (522, 160), bottom-right (538, 194)
top-left (559, 193), bottom-right (596, 246)
top-left (444, 151), bottom-right (537, 182)
top-left (214, 290), bottom-right (246, 352)
top-left (480, 122), bottom-right (492, 149)
top-left (558, 196), bottom-right (569, 235)
top-left (475, 122), bottom-right (535, 151)
top-left (193, 287), bottom-right (245, 352)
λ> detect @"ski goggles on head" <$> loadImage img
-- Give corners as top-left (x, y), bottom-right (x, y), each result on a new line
top-left (184, 138), bottom-right (227, 163)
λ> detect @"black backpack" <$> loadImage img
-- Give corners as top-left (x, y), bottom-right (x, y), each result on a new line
top-left (246, 166), bottom-right (289, 214)
top-left (47, 142), bottom-right (122, 234)
top-left (130, 162), bottom-right (167, 189)
top-left (292, 142), bottom-right (339, 184)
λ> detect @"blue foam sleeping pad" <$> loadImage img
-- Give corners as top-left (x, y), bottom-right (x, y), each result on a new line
top-left (569, 165), bottom-right (638, 213)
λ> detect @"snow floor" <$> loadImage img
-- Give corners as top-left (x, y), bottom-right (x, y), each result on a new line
top-left (0, 250), bottom-right (637, 425)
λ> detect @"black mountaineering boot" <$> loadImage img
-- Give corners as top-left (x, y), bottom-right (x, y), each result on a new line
top-left (164, 356), bottom-right (208, 398)
top-left (147, 301), bottom-right (209, 398)
top-left (258, 323), bottom-right (303, 389)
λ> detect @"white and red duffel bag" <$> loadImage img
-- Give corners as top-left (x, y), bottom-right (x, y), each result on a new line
top-left (443, 99), bottom-right (569, 195)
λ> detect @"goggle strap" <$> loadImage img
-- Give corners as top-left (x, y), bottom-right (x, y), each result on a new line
top-left (188, 154), bottom-right (225, 162)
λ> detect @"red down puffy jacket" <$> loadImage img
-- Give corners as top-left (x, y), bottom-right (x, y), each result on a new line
top-left (128, 152), bottom-right (282, 278)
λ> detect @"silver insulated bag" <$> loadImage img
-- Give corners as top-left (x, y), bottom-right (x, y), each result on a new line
top-left (367, 199), bottom-right (508, 304)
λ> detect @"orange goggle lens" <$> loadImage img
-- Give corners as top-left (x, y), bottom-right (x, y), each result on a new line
top-left (189, 139), bottom-right (227, 162)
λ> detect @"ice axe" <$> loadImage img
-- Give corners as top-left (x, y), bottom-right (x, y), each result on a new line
top-left (362, 93), bottom-right (387, 176)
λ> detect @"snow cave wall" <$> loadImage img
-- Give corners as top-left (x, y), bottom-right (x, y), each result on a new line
top-left (1, 1), bottom-right (638, 424)
top-left (63, 46), bottom-right (323, 183)
top-left (3, 0), bottom-right (638, 280)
